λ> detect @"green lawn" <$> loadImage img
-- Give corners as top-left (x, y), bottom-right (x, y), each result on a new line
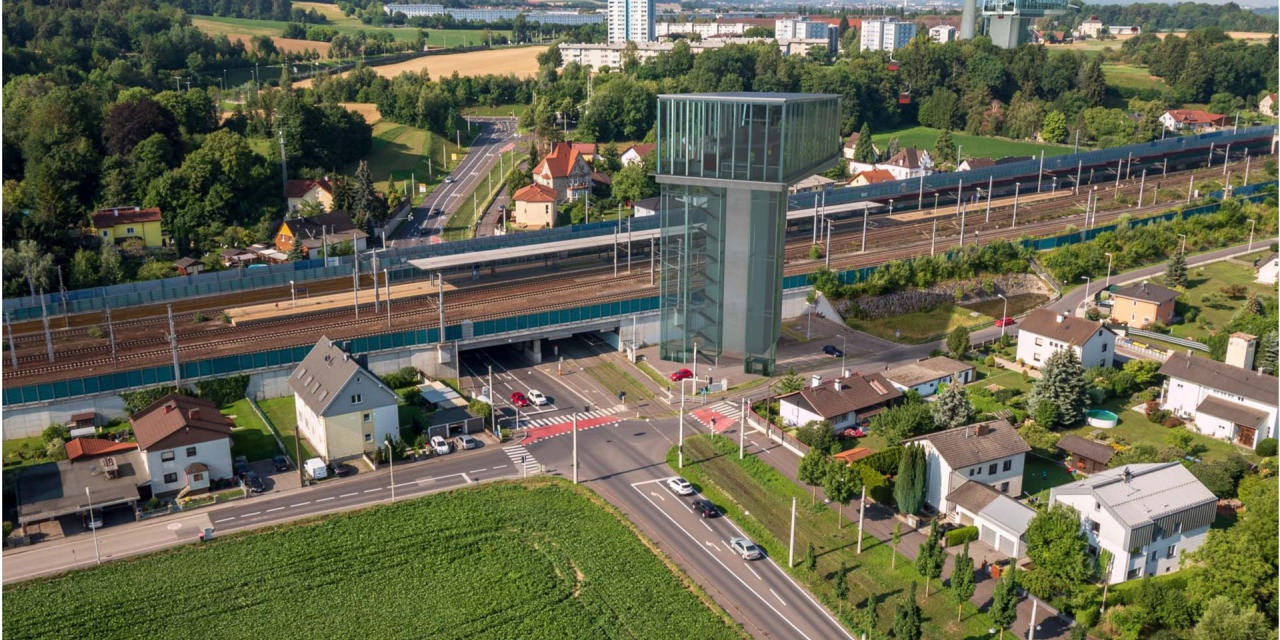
top-left (2, 480), bottom-right (744, 639)
top-left (1101, 63), bottom-right (1166, 93)
top-left (256, 396), bottom-right (316, 462)
top-left (189, 15), bottom-right (496, 46)
top-left (673, 435), bottom-right (1001, 640)
top-left (222, 399), bottom-right (283, 461)
top-left (1155, 260), bottom-right (1279, 343)
top-left (443, 149), bottom-right (525, 241)
top-left (971, 365), bottom-right (1033, 393)
top-left (846, 302), bottom-right (994, 343)
top-left (1062, 396), bottom-right (1258, 465)
top-left (959, 292), bottom-right (1050, 320)
top-left (870, 126), bottom-right (1076, 160)
top-left (362, 122), bottom-right (469, 206)
top-left (586, 361), bottom-right (655, 402)
top-left (1022, 454), bottom-right (1076, 500)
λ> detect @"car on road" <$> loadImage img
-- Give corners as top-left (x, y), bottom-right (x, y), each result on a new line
top-left (822, 344), bottom-right (843, 357)
top-left (691, 499), bottom-right (719, 518)
top-left (272, 455), bottom-right (291, 472)
top-left (244, 471), bottom-right (266, 493)
top-left (431, 435), bottom-right (452, 456)
top-left (510, 391), bottom-right (531, 407)
top-left (84, 509), bottom-right (103, 530)
top-left (456, 434), bottom-right (480, 450)
top-left (444, 176), bottom-right (455, 183)
top-left (666, 477), bottom-right (695, 496)
top-left (729, 537), bottom-right (763, 560)
top-left (430, 207), bottom-right (443, 217)
top-left (330, 463), bottom-right (357, 477)
top-left (995, 316), bottom-right (1016, 327)
top-left (670, 368), bottom-right (693, 381)
top-left (527, 389), bottom-right (548, 406)
top-left (234, 455), bottom-right (249, 477)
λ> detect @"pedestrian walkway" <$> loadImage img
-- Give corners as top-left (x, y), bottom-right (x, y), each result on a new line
top-left (520, 414), bottom-right (622, 445)
top-left (690, 400), bottom-right (744, 434)
top-left (520, 405), bottom-right (623, 428)
top-left (502, 444), bottom-right (542, 477)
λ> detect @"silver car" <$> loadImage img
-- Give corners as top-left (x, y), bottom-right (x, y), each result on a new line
top-left (729, 537), bottom-right (763, 561)
top-left (456, 434), bottom-right (480, 450)
top-left (666, 476), bottom-right (695, 496)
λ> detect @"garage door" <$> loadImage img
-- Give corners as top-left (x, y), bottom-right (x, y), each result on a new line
top-left (979, 524), bottom-right (997, 547)
top-left (997, 532), bottom-right (1017, 557)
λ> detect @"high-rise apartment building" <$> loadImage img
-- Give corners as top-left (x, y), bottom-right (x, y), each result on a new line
top-left (859, 17), bottom-right (916, 52)
top-left (607, 0), bottom-right (654, 44)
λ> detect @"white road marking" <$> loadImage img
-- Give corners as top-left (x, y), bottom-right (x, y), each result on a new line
top-left (340, 493), bottom-right (358, 498)
top-left (770, 589), bottom-right (788, 606)
top-left (266, 507), bottom-right (284, 513)
top-left (747, 565), bottom-right (762, 581)
top-left (470, 468), bottom-right (486, 474)
top-left (462, 473), bottom-right (473, 483)
top-left (491, 465), bottom-right (506, 470)
top-left (214, 517), bottom-right (235, 523)
top-left (316, 497), bottom-right (334, 502)
top-left (701, 520), bottom-right (713, 532)
top-left (364, 488), bottom-right (379, 493)
top-left (241, 512), bottom-right (261, 517)
top-left (650, 491), bottom-right (666, 501)
top-left (290, 502), bottom-right (311, 508)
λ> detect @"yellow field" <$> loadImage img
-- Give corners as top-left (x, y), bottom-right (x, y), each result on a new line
top-left (189, 17), bottom-right (331, 56)
top-left (339, 102), bottom-right (382, 124)
top-left (293, 1), bottom-right (349, 21)
top-left (296, 46), bottom-right (541, 87)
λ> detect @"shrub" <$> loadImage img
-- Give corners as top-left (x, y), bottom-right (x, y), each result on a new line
top-left (795, 422), bottom-right (837, 454)
top-left (1160, 415), bottom-right (1183, 428)
top-left (87, 325), bottom-right (105, 339)
top-left (42, 423), bottom-right (70, 443)
top-left (381, 367), bottom-right (420, 390)
top-left (945, 525), bottom-right (979, 547)
top-left (1183, 308), bottom-right (1198, 323)
top-left (1147, 408), bottom-right (1171, 424)
top-left (467, 399), bottom-right (492, 419)
top-left (1256, 438), bottom-right (1278, 457)
top-left (192, 311), bottom-right (207, 323)
top-left (857, 464), bottom-right (893, 505)
top-left (1085, 307), bottom-right (1101, 321)
top-left (195, 375), bottom-right (249, 408)
top-left (860, 446), bottom-right (904, 476)
top-left (2, 521), bottom-right (12, 539)
top-left (984, 355), bottom-right (997, 367)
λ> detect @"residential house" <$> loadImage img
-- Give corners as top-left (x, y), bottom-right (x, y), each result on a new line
top-left (850, 169), bottom-right (896, 187)
top-left (928, 24), bottom-right (956, 43)
top-left (173, 257), bottom-right (203, 276)
top-left (1014, 308), bottom-right (1116, 369)
top-left (789, 174), bottom-right (836, 194)
top-left (91, 206), bottom-right (167, 248)
top-left (570, 142), bottom-right (597, 163)
top-left (632, 197), bottom-right (661, 217)
top-left (511, 183), bottom-right (559, 229)
top-left (534, 142), bottom-right (593, 203)
top-left (841, 132), bottom-right (878, 162)
top-left (881, 147), bottom-right (934, 180)
top-left (1255, 252), bottom-right (1278, 285)
top-left (1159, 346), bottom-right (1278, 449)
top-left (905, 419), bottom-right (1031, 513)
top-left (1260, 93), bottom-right (1278, 118)
top-left (777, 372), bottom-right (902, 432)
top-left (65, 437), bottom-right (137, 462)
top-left (221, 247), bottom-right (260, 268)
top-left (957, 157), bottom-right (995, 172)
top-left (274, 212), bottom-right (368, 259)
top-left (883, 356), bottom-right (975, 398)
top-left (1050, 462), bottom-right (1216, 583)
top-left (131, 394), bottom-right (234, 496)
top-left (1159, 109), bottom-right (1228, 133)
top-left (1056, 434), bottom-right (1115, 474)
top-left (1108, 281), bottom-right (1179, 329)
top-left (285, 178), bottom-right (335, 212)
top-left (621, 143), bottom-right (656, 167)
top-left (945, 480), bottom-right (1036, 558)
top-left (1076, 16), bottom-right (1104, 39)
top-left (289, 337), bottom-right (401, 462)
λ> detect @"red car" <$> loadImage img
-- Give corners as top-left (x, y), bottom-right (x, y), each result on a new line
top-left (510, 391), bottom-right (531, 407)
top-left (995, 316), bottom-right (1016, 327)
top-left (669, 368), bottom-right (693, 381)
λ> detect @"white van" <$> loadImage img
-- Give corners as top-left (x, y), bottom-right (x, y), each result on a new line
top-left (304, 457), bottom-right (328, 480)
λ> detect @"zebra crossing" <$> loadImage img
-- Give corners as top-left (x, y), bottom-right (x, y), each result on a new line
top-left (710, 400), bottom-right (744, 422)
top-left (503, 444), bottom-right (542, 476)
top-left (518, 405), bottom-right (624, 429)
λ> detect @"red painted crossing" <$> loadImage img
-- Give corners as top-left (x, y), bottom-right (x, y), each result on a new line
top-left (522, 416), bottom-right (621, 445)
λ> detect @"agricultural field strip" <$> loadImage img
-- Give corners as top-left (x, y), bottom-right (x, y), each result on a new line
top-left (630, 477), bottom-right (854, 640)
top-left (211, 471), bottom-right (478, 523)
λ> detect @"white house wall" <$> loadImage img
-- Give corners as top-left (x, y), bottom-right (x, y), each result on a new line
top-left (144, 438), bottom-right (233, 495)
top-left (1162, 377), bottom-right (1278, 448)
top-left (1016, 330), bottom-right (1114, 370)
top-left (920, 444), bottom-right (1026, 513)
top-left (779, 402), bottom-right (822, 428)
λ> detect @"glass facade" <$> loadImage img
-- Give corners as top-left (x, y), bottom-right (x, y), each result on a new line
top-left (657, 92), bottom-right (838, 374)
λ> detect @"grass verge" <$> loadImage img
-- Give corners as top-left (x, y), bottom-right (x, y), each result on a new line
top-left (443, 149), bottom-right (525, 240)
top-left (222, 399), bottom-right (283, 461)
top-left (586, 361), bottom-right (655, 402)
top-left (846, 302), bottom-right (993, 343)
top-left (256, 396), bottom-right (316, 462)
top-left (2, 480), bottom-right (746, 640)
top-left (870, 126), bottom-right (1075, 160)
top-left (671, 434), bottom-right (1001, 639)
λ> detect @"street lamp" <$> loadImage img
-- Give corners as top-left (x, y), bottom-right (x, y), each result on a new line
top-left (1176, 233), bottom-right (1187, 255)
top-left (85, 487), bottom-right (102, 565)
top-left (1082, 276), bottom-right (1092, 305)
top-left (1104, 252), bottom-right (1114, 289)
top-left (385, 439), bottom-right (395, 503)
top-left (839, 334), bottom-right (847, 376)
top-left (289, 280), bottom-right (296, 307)
top-left (1248, 219), bottom-right (1256, 251)
top-left (997, 293), bottom-right (1008, 338)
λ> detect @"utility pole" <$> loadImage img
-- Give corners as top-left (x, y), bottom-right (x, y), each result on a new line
top-left (105, 297), bottom-right (117, 365)
top-left (352, 260), bottom-right (360, 319)
top-left (438, 273), bottom-right (446, 342)
top-left (1037, 150), bottom-right (1044, 191)
top-left (1075, 160), bottom-right (1082, 195)
top-left (1012, 182), bottom-right (1020, 229)
top-left (788, 496), bottom-right (796, 568)
top-left (572, 413), bottom-right (578, 484)
top-left (677, 382), bottom-right (685, 469)
top-left (39, 290), bottom-right (53, 363)
top-left (5, 313), bottom-right (17, 369)
top-left (58, 266), bottom-right (68, 328)
top-left (930, 219), bottom-right (937, 256)
top-left (856, 485), bottom-right (867, 554)
top-left (739, 397), bottom-right (746, 460)
top-left (860, 206), bottom-right (869, 252)
top-left (985, 176), bottom-right (993, 222)
top-left (955, 179), bottom-right (963, 216)
top-left (1138, 169), bottom-right (1146, 207)
top-left (385, 268), bottom-right (391, 328)
top-left (278, 122), bottom-right (289, 212)
top-left (958, 202), bottom-right (967, 248)
top-left (167, 304), bottom-right (180, 385)
top-left (917, 174), bottom-right (924, 210)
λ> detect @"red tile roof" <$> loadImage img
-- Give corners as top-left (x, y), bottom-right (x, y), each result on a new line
top-left (285, 178), bottom-right (333, 199)
top-left (513, 183), bottom-right (558, 203)
top-left (854, 169), bottom-right (895, 184)
top-left (91, 207), bottom-right (162, 228)
top-left (624, 143), bottom-right (656, 158)
top-left (1164, 109), bottom-right (1226, 126)
top-left (843, 132), bottom-right (860, 149)
top-left (535, 143), bottom-right (587, 179)
top-left (131, 394), bottom-right (234, 451)
top-left (570, 142), bottom-right (596, 156)
top-left (65, 437), bottom-right (138, 462)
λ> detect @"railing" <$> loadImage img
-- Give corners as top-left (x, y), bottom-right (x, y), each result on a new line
top-left (1125, 327), bottom-right (1208, 352)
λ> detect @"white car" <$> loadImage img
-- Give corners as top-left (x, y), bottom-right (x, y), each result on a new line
top-left (729, 537), bottom-right (763, 561)
top-left (527, 389), bottom-right (548, 406)
top-left (666, 477), bottom-right (695, 496)
top-left (430, 435), bottom-right (452, 456)
top-left (456, 434), bottom-right (480, 450)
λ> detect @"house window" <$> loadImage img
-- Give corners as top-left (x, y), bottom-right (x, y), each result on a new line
top-left (999, 481), bottom-right (1009, 493)
top-left (1149, 550), bottom-right (1158, 562)
top-left (988, 463), bottom-right (997, 475)
top-left (1174, 522), bottom-right (1182, 535)
top-left (126, 227), bottom-right (135, 234)
top-left (1090, 521), bottom-right (1100, 534)
top-left (1033, 353), bottom-right (1041, 362)
top-left (364, 433), bottom-right (373, 443)
top-left (193, 473), bottom-right (203, 482)
top-left (974, 466), bottom-right (981, 476)
top-left (1094, 502), bottom-right (1100, 511)
top-left (163, 472), bottom-right (178, 484)
top-left (363, 412), bottom-right (371, 423)
top-left (1166, 545), bottom-right (1176, 559)
top-left (1127, 568), bottom-right (1140, 580)
top-left (102, 231), bottom-right (109, 238)
top-left (1002, 459), bottom-right (1012, 472)
top-left (1101, 344), bottom-right (1107, 352)
top-left (161, 451), bottom-right (175, 462)
top-left (968, 468), bottom-right (975, 477)
top-left (1034, 337), bottom-right (1044, 346)
top-left (186, 446), bottom-right (197, 457)
top-left (351, 394), bottom-right (362, 404)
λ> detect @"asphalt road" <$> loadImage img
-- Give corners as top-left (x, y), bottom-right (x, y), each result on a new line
top-left (390, 117), bottom-right (519, 248)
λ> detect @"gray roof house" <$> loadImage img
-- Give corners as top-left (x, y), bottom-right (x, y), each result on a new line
top-left (883, 356), bottom-right (976, 397)
top-left (905, 419), bottom-right (1032, 514)
top-left (945, 480), bottom-right (1037, 558)
top-left (1158, 351), bottom-right (1278, 450)
top-left (1050, 462), bottom-right (1216, 584)
top-left (289, 337), bottom-right (401, 462)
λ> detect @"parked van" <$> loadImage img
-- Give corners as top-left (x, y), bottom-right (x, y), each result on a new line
top-left (304, 457), bottom-right (328, 480)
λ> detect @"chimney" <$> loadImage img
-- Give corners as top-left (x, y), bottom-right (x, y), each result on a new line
top-left (1122, 467), bottom-right (1132, 484)
top-left (113, 208), bottom-right (120, 216)
top-left (976, 423), bottom-right (991, 436)
top-left (189, 408), bottom-right (200, 420)
top-left (164, 402), bottom-right (175, 413)
top-left (810, 374), bottom-right (823, 389)
top-left (1056, 313), bottom-right (1065, 324)
top-left (834, 379), bottom-right (843, 392)
top-left (134, 206), bottom-right (140, 212)
top-left (1225, 332), bottom-right (1258, 371)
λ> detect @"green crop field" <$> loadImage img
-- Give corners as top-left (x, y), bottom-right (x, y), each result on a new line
top-left (846, 302), bottom-right (993, 343)
top-left (1102, 63), bottom-right (1166, 93)
top-left (3, 480), bottom-right (745, 639)
top-left (190, 15), bottom-right (494, 46)
top-left (871, 126), bottom-right (1076, 160)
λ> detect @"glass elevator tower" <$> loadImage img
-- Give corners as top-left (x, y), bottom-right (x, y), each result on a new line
top-left (656, 93), bottom-right (840, 375)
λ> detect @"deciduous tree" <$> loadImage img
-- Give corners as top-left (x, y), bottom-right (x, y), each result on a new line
top-left (915, 521), bottom-right (945, 597)
top-left (990, 562), bottom-right (1019, 638)
top-left (823, 460), bottom-right (861, 527)
top-left (892, 582), bottom-right (922, 640)
top-left (952, 542), bottom-right (976, 621)
top-left (1024, 504), bottom-right (1093, 600)
top-left (946, 325), bottom-right (970, 358)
